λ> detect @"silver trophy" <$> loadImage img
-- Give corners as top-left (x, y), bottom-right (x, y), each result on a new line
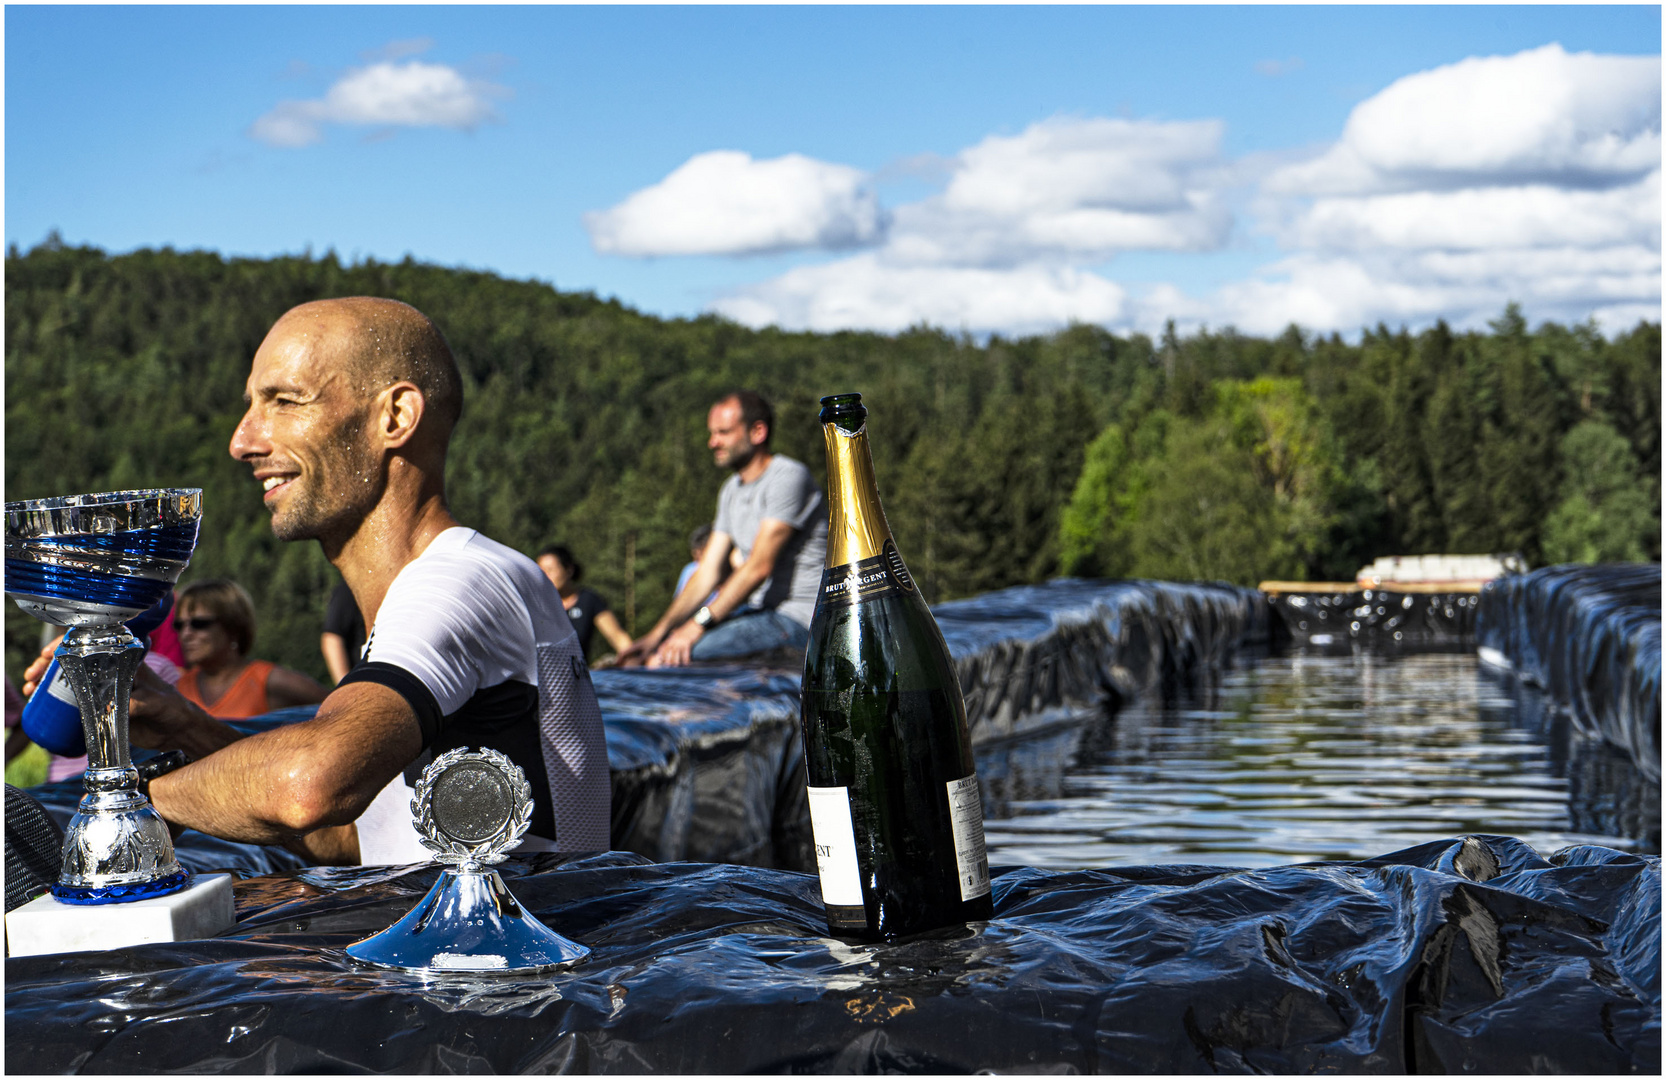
top-left (346, 747), bottom-right (591, 975)
top-left (4, 488), bottom-right (202, 903)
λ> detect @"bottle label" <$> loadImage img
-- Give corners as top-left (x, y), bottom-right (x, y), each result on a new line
top-left (806, 785), bottom-right (865, 908)
top-left (946, 775), bottom-right (992, 901)
top-left (822, 539), bottom-right (916, 604)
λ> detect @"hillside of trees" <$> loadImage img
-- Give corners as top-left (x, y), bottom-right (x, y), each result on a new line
top-left (5, 239), bottom-right (1659, 683)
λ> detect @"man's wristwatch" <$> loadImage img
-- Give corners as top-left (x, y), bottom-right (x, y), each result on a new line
top-left (136, 749), bottom-right (191, 800)
top-left (692, 605), bottom-right (716, 628)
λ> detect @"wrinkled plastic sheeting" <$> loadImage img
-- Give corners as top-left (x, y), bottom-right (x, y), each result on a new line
top-left (933, 578), bottom-right (1264, 743)
top-left (1267, 589), bottom-right (1482, 651)
top-left (596, 665), bottom-right (809, 869)
top-left (1478, 564), bottom-right (1661, 782)
top-left (5, 836), bottom-right (1656, 1074)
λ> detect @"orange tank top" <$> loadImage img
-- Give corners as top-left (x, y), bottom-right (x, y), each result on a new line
top-left (177, 660), bottom-right (277, 719)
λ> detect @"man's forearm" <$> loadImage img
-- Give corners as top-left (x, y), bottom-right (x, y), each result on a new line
top-left (148, 683), bottom-right (422, 846)
top-left (705, 558), bottom-right (773, 621)
top-left (650, 565), bottom-right (723, 637)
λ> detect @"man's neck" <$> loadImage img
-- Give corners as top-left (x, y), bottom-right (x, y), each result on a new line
top-left (735, 448), bottom-right (774, 484)
top-left (327, 486), bottom-right (459, 629)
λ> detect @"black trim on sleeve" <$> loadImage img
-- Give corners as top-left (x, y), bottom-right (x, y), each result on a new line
top-left (338, 661), bottom-right (443, 747)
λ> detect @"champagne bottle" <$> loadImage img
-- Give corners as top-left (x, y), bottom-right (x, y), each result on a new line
top-left (800, 392), bottom-right (992, 940)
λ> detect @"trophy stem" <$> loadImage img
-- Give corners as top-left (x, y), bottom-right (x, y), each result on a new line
top-left (52, 625), bottom-right (188, 903)
top-left (58, 625), bottom-right (143, 779)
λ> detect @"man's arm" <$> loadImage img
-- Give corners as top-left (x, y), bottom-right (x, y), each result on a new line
top-left (649, 518), bottom-right (798, 667)
top-left (619, 531), bottom-right (735, 662)
top-left (593, 610), bottom-right (635, 656)
top-left (147, 680), bottom-right (423, 846)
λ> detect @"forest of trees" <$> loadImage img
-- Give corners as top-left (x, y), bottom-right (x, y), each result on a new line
top-left (5, 239), bottom-right (1660, 684)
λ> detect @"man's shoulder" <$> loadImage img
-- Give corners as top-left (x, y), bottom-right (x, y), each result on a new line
top-left (764, 454), bottom-right (813, 483)
top-left (390, 528), bottom-right (540, 602)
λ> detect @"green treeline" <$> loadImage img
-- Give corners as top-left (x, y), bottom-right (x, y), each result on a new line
top-left (5, 241), bottom-right (1660, 683)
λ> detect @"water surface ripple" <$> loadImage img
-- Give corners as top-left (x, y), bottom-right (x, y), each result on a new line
top-left (977, 651), bottom-right (1660, 869)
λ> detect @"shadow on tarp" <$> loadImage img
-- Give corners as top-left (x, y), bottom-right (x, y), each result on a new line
top-left (25, 579), bottom-right (1263, 878)
top-left (1478, 563), bottom-right (1661, 782)
top-left (5, 835), bottom-right (1657, 1073)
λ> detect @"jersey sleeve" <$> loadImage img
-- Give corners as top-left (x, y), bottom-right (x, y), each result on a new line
top-left (348, 554), bottom-right (538, 741)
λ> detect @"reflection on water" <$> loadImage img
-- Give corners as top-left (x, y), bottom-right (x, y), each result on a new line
top-left (977, 651), bottom-right (1661, 869)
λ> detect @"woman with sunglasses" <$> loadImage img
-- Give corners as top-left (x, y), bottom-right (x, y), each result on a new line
top-left (172, 579), bottom-right (328, 719)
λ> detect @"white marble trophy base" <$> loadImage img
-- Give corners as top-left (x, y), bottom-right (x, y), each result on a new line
top-left (6, 873), bottom-right (236, 957)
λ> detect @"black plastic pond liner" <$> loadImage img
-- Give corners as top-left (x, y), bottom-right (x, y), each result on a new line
top-left (1477, 563), bottom-right (1661, 782)
top-left (5, 835), bottom-right (1657, 1073)
top-left (20, 579), bottom-right (1263, 883)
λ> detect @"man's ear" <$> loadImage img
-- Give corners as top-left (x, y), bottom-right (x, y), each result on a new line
top-left (380, 382), bottom-right (427, 449)
top-left (749, 422), bottom-right (769, 448)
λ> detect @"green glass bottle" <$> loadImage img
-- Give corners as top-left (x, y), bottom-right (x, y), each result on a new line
top-left (800, 392), bottom-right (993, 941)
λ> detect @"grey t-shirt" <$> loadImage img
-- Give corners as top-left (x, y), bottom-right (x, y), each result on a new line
top-left (713, 454), bottom-right (829, 628)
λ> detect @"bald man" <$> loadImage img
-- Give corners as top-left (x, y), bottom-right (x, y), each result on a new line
top-left (76, 298), bottom-right (610, 863)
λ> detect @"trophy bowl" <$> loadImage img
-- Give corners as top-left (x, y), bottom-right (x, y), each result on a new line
top-left (5, 488), bottom-right (202, 903)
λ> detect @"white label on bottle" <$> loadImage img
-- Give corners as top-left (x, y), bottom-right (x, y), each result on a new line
top-left (806, 785), bottom-right (864, 906)
top-left (946, 775), bottom-right (991, 901)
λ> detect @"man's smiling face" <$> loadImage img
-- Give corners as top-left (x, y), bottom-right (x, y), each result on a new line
top-left (229, 314), bottom-right (382, 543)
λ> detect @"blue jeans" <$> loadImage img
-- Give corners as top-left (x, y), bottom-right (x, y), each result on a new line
top-left (690, 609), bottom-right (810, 661)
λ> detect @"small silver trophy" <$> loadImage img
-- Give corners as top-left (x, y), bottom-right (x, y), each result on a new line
top-left (345, 747), bottom-right (591, 975)
top-left (4, 489), bottom-right (202, 903)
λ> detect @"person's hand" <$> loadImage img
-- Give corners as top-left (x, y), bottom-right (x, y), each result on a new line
top-left (128, 664), bottom-right (202, 750)
top-left (615, 633), bottom-right (663, 668)
top-left (20, 636), bottom-right (62, 698)
top-left (647, 622), bottom-right (703, 668)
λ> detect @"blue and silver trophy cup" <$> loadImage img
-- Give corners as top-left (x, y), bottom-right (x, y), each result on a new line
top-left (4, 489), bottom-right (202, 904)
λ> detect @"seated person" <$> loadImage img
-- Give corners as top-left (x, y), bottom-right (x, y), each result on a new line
top-left (172, 578), bottom-right (329, 719)
top-left (621, 391), bottom-right (828, 667)
top-left (536, 545), bottom-right (633, 661)
top-left (319, 580), bottom-right (367, 685)
top-left (675, 524), bottom-right (717, 599)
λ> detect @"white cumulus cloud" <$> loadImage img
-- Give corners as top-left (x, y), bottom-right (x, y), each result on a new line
top-left (1268, 43), bottom-right (1660, 194)
top-left (250, 56), bottom-right (505, 148)
top-left (886, 117), bottom-right (1232, 267)
top-left (713, 254), bottom-right (1127, 337)
top-left (584, 151), bottom-right (884, 257)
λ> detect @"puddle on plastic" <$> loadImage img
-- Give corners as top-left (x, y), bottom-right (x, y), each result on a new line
top-left (977, 651), bottom-right (1661, 869)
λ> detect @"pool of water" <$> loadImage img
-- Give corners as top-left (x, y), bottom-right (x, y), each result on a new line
top-left (976, 651), bottom-right (1661, 869)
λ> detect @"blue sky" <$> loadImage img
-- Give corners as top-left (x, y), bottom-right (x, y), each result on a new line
top-left (7, 5), bottom-right (1660, 338)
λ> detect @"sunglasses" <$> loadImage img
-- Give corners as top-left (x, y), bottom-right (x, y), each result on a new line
top-left (173, 616), bottom-right (218, 632)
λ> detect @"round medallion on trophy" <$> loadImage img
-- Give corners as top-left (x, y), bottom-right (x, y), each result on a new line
top-left (412, 747), bottom-right (532, 865)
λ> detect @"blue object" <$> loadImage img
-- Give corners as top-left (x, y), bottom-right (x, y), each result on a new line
top-left (5, 523), bottom-right (198, 611)
top-left (21, 593), bottom-right (175, 757)
top-left (50, 869), bottom-right (191, 905)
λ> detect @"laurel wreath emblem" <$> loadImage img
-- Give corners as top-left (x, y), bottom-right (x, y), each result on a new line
top-left (410, 746), bottom-right (533, 866)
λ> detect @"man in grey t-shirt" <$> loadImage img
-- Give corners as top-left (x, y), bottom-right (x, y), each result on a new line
top-left (621, 390), bottom-right (828, 667)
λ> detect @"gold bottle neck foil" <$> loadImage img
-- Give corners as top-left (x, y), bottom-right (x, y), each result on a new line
top-left (821, 422), bottom-right (892, 567)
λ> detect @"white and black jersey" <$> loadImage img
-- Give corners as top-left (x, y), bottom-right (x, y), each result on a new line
top-left (339, 527), bottom-right (610, 863)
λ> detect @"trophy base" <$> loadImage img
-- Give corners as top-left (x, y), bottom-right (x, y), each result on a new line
top-left (52, 869), bottom-right (192, 905)
top-left (346, 867), bottom-right (590, 975)
top-left (7, 873), bottom-right (235, 958)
